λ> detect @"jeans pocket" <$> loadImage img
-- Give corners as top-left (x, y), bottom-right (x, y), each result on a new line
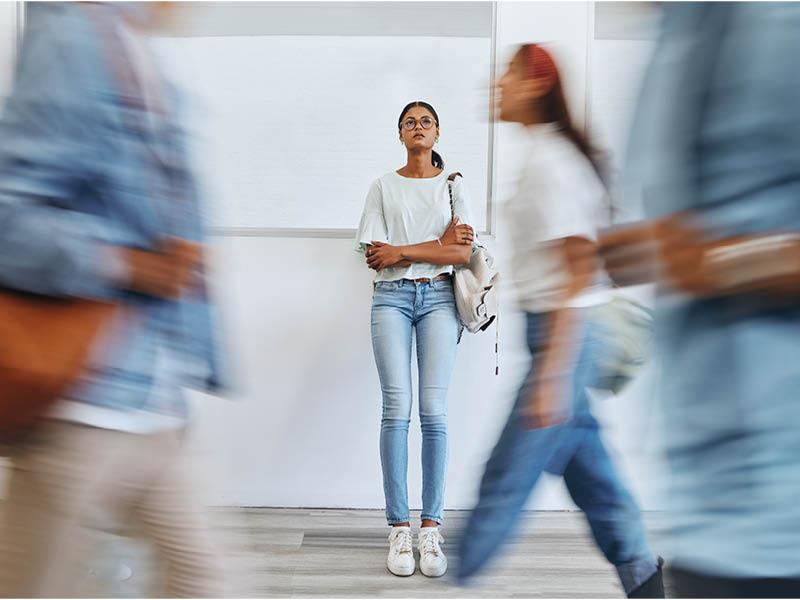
top-left (372, 281), bottom-right (402, 309)
top-left (431, 281), bottom-right (456, 305)
top-left (374, 281), bottom-right (401, 293)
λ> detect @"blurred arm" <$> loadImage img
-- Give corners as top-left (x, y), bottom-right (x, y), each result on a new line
top-left (598, 223), bottom-right (659, 287)
top-left (603, 5), bottom-right (800, 298)
top-left (523, 236), bottom-right (599, 429)
top-left (653, 217), bottom-right (800, 298)
top-left (538, 236), bottom-right (599, 371)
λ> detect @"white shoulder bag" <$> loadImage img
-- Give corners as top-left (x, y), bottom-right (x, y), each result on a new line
top-left (447, 173), bottom-right (501, 373)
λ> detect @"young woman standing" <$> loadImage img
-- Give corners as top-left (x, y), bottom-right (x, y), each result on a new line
top-left (355, 101), bottom-right (475, 578)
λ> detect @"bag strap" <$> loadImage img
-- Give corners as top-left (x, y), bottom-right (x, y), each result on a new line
top-left (446, 172), bottom-right (499, 374)
top-left (447, 171), bottom-right (481, 247)
top-left (446, 172), bottom-right (462, 220)
top-left (494, 309), bottom-right (499, 376)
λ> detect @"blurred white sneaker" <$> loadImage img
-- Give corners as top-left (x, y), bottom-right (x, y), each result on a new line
top-left (387, 527), bottom-right (415, 577)
top-left (418, 527), bottom-right (447, 577)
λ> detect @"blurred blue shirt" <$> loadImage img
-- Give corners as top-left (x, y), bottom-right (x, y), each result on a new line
top-left (632, 2), bottom-right (800, 578)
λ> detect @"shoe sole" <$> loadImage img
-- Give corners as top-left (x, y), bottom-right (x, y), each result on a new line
top-left (387, 562), bottom-right (415, 577)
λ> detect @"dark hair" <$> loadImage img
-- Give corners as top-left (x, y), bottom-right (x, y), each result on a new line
top-left (398, 101), bottom-right (444, 170)
top-left (518, 45), bottom-right (610, 188)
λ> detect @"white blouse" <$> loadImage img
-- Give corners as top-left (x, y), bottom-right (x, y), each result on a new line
top-left (505, 123), bottom-right (610, 313)
top-left (355, 170), bottom-right (475, 282)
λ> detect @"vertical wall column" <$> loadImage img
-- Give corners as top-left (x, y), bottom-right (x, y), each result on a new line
top-left (0, 2), bottom-right (20, 104)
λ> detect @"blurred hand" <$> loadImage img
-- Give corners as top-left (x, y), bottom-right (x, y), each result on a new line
top-left (653, 217), bottom-right (800, 298)
top-left (598, 222), bottom-right (658, 286)
top-left (521, 363), bottom-right (570, 430)
top-left (521, 311), bottom-right (576, 430)
top-left (600, 216), bottom-right (720, 295)
top-left (124, 237), bottom-right (204, 299)
top-left (366, 241), bottom-right (405, 271)
top-left (602, 215), bottom-right (800, 298)
top-left (653, 216), bottom-right (718, 296)
top-left (440, 217), bottom-right (474, 246)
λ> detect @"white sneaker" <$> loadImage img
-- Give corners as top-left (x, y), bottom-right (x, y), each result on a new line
top-left (418, 527), bottom-right (447, 578)
top-left (387, 527), bottom-right (415, 577)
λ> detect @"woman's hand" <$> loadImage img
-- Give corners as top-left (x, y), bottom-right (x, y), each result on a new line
top-left (440, 217), bottom-right (475, 246)
top-left (521, 358), bottom-right (571, 430)
top-left (520, 309), bottom-right (578, 430)
top-left (366, 241), bottom-right (406, 271)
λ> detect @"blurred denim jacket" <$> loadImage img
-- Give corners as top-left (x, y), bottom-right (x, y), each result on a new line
top-left (630, 2), bottom-right (800, 577)
top-left (0, 3), bottom-right (226, 417)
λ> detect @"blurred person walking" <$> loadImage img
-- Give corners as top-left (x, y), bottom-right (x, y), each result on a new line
top-left (0, 3), bottom-right (226, 597)
top-left (457, 44), bottom-right (663, 598)
top-left (600, 3), bottom-right (800, 597)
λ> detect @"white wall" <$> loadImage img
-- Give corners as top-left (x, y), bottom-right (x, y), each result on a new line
top-left (186, 1), bottom-right (663, 512)
top-left (0, 2), bottom-right (17, 103)
top-left (0, 2), bottom-right (661, 511)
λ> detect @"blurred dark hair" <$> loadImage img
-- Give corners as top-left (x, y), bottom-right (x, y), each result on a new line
top-left (519, 45), bottom-right (610, 188)
top-left (398, 101), bottom-right (444, 170)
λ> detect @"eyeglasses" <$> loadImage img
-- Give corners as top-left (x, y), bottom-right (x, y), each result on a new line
top-left (401, 116), bottom-right (436, 131)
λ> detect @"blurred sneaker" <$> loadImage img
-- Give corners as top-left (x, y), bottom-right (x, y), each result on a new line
top-left (418, 527), bottom-right (447, 577)
top-left (387, 527), bottom-right (415, 577)
top-left (628, 556), bottom-right (666, 598)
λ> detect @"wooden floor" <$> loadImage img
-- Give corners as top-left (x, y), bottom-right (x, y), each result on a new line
top-left (196, 508), bottom-right (668, 598)
top-left (26, 507), bottom-right (669, 597)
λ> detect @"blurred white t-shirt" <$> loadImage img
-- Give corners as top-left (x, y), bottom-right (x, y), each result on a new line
top-left (505, 123), bottom-right (610, 313)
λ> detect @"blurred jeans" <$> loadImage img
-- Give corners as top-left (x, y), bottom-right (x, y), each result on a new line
top-left (458, 311), bottom-right (656, 594)
top-left (371, 278), bottom-right (460, 525)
